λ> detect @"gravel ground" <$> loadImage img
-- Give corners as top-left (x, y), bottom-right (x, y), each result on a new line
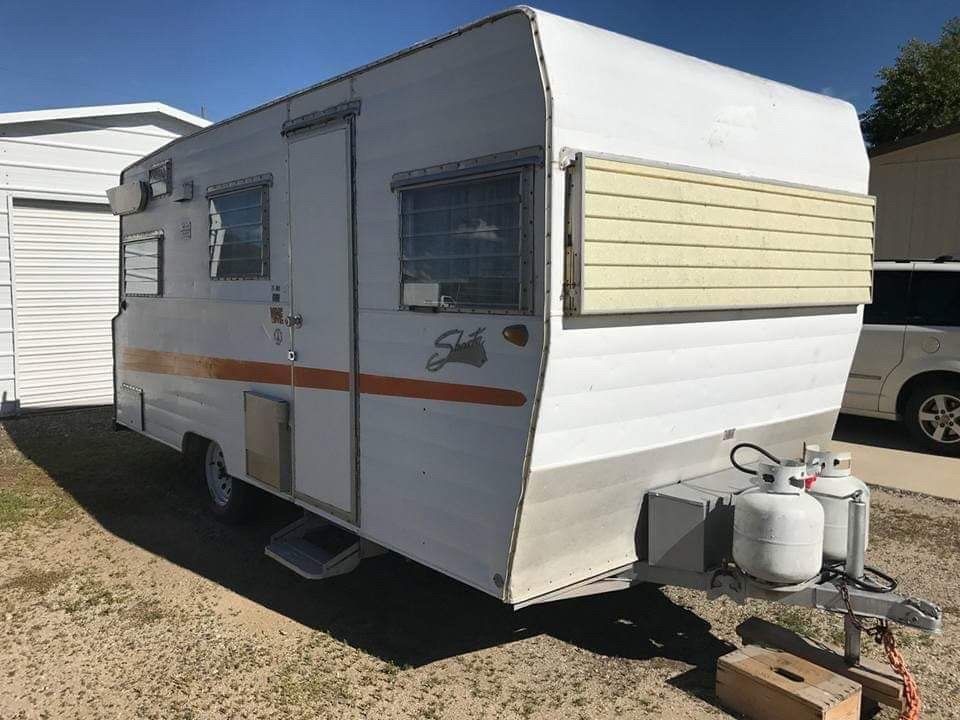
top-left (0, 408), bottom-right (957, 719)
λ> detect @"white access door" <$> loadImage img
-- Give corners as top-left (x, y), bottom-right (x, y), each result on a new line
top-left (288, 125), bottom-right (356, 520)
top-left (11, 200), bottom-right (119, 409)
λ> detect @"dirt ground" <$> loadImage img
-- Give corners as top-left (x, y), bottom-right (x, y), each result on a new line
top-left (1, 408), bottom-right (957, 720)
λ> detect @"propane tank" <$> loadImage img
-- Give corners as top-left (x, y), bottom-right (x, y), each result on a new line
top-left (733, 459), bottom-right (825, 586)
top-left (804, 446), bottom-right (870, 562)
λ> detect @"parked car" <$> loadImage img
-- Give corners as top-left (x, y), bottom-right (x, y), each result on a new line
top-left (842, 259), bottom-right (960, 453)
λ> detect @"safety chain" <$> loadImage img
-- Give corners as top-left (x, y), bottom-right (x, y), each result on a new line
top-left (838, 583), bottom-right (922, 720)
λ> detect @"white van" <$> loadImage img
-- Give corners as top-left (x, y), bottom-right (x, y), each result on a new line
top-left (842, 260), bottom-right (960, 454)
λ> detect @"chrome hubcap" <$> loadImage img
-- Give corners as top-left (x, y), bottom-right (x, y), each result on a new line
top-left (918, 393), bottom-right (960, 444)
top-left (204, 441), bottom-right (233, 506)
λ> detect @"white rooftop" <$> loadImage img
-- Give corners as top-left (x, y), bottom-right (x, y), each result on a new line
top-left (0, 102), bottom-right (211, 128)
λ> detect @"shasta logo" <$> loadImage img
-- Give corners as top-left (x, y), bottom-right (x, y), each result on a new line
top-left (426, 327), bottom-right (487, 372)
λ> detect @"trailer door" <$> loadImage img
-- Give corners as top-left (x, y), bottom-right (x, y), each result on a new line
top-left (287, 124), bottom-right (357, 521)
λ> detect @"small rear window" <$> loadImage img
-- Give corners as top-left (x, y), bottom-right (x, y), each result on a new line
top-left (122, 231), bottom-right (163, 297)
top-left (148, 160), bottom-right (171, 198)
top-left (863, 271), bottom-right (910, 325)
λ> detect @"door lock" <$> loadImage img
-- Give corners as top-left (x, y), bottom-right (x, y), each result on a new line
top-left (285, 313), bottom-right (303, 329)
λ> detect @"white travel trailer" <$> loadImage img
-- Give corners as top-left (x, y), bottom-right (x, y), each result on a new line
top-left (110, 7), bottom-right (940, 648)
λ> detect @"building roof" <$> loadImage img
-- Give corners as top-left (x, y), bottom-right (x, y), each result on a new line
top-left (0, 102), bottom-right (211, 128)
top-left (868, 123), bottom-right (960, 158)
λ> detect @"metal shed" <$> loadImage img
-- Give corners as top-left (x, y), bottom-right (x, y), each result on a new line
top-left (870, 124), bottom-right (960, 260)
top-left (0, 103), bottom-right (208, 414)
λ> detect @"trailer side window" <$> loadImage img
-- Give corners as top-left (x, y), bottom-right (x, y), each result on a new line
top-left (208, 184), bottom-right (269, 280)
top-left (398, 170), bottom-right (533, 313)
top-left (122, 230), bottom-right (163, 297)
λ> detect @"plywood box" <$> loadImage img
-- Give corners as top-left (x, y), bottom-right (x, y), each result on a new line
top-left (717, 645), bottom-right (861, 720)
top-left (736, 616), bottom-right (903, 709)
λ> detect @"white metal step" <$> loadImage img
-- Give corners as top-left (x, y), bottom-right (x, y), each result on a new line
top-left (264, 514), bottom-right (384, 580)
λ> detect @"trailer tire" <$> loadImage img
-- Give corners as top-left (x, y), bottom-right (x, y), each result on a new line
top-left (903, 377), bottom-right (960, 456)
top-left (197, 438), bottom-right (256, 523)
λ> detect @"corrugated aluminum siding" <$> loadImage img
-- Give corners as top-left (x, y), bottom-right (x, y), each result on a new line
top-left (572, 157), bottom-right (875, 314)
top-left (12, 200), bottom-right (118, 407)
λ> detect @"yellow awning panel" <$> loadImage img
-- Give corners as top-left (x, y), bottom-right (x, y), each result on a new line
top-left (568, 155), bottom-right (875, 315)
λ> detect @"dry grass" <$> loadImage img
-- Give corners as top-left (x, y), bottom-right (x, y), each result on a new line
top-left (2, 567), bottom-right (71, 595)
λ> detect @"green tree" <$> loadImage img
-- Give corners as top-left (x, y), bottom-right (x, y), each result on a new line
top-left (861, 17), bottom-right (960, 146)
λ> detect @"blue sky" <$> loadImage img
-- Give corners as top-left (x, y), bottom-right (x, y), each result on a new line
top-left (1, 1), bottom-right (956, 122)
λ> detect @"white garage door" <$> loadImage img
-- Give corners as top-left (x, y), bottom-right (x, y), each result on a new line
top-left (12, 200), bottom-right (118, 409)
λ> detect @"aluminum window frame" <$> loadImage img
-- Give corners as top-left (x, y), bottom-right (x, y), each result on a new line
top-left (121, 229), bottom-right (164, 298)
top-left (394, 158), bottom-right (537, 316)
top-left (206, 175), bottom-right (272, 281)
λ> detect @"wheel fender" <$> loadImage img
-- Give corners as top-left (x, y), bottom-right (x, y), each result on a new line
top-left (881, 362), bottom-right (960, 416)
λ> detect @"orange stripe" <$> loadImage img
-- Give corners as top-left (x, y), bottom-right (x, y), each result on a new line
top-left (123, 348), bottom-right (291, 384)
top-left (122, 348), bottom-right (526, 407)
top-left (358, 373), bottom-right (526, 407)
top-left (294, 366), bottom-right (350, 391)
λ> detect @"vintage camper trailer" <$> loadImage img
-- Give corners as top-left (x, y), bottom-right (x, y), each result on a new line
top-left (109, 7), bottom-right (940, 642)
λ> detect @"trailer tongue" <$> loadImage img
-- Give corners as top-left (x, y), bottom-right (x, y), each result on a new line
top-left (504, 443), bottom-right (939, 715)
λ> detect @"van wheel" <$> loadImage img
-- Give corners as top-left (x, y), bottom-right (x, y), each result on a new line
top-left (200, 439), bottom-right (255, 523)
top-left (904, 379), bottom-right (960, 455)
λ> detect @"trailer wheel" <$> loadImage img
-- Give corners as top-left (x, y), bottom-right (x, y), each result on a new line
top-left (903, 377), bottom-right (960, 455)
top-left (200, 439), bottom-right (255, 523)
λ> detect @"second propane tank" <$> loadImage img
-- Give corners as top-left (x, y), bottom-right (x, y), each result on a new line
top-left (733, 459), bottom-right (825, 586)
top-left (804, 446), bottom-right (870, 562)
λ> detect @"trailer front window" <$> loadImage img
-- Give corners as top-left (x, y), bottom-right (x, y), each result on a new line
top-left (399, 170), bottom-right (531, 312)
top-left (208, 185), bottom-right (269, 280)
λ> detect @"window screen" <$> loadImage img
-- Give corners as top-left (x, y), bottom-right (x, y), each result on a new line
top-left (863, 271), bottom-right (910, 325)
top-left (208, 185), bottom-right (269, 279)
top-left (400, 171), bottom-right (531, 312)
top-left (908, 271), bottom-right (960, 326)
top-left (122, 231), bottom-right (162, 297)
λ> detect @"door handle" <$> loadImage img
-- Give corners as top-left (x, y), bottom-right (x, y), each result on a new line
top-left (285, 313), bottom-right (303, 329)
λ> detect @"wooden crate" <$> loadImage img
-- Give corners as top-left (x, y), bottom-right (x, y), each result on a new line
top-left (717, 645), bottom-right (861, 720)
top-left (736, 616), bottom-right (904, 709)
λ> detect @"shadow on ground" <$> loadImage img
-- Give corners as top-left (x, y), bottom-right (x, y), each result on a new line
top-left (833, 413), bottom-right (923, 452)
top-left (833, 412), bottom-right (960, 458)
top-left (2, 407), bottom-right (733, 682)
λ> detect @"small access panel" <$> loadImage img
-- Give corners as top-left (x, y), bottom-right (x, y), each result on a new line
top-left (243, 392), bottom-right (291, 491)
